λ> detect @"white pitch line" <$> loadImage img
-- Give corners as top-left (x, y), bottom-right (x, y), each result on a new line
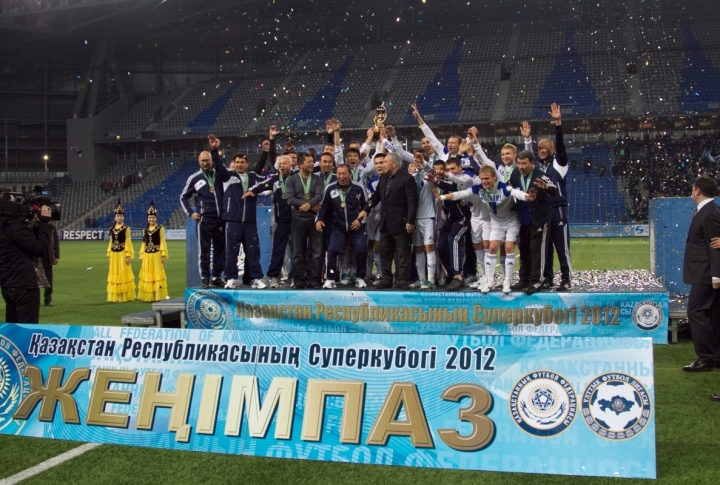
top-left (0, 443), bottom-right (102, 485)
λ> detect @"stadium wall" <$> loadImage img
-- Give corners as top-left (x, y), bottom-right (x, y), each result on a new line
top-left (67, 95), bottom-right (132, 181)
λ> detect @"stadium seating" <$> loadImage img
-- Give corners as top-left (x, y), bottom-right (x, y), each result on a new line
top-left (566, 146), bottom-right (630, 224)
top-left (109, 93), bottom-right (174, 140)
top-left (679, 24), bottom-right (720, 112)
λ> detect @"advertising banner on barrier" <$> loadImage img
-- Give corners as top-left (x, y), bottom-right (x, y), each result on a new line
top-left (185, 288), bottom-right (670, 344)
top-left (58, 229), bottom-right (108, 241)
top-left (0, 324), bottom-right (656, 478)
top-left (165, 229), bottom-right (186, 240)
top-left (569, 224), bottom-right (649, 238)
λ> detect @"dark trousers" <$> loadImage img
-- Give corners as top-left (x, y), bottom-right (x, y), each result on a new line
top-left (308, 225), bottom-right (332, 277)
top-left (224, 221), bottom-right (263, 281)
top-left (2, 287), bottom-right (40, 323)
top-left (437, 218), bottom-right (468, 278)
top-left (543, 206), bottom-right (572, 282)
top-left (267, 221), bottom-right (291, 278)
top-left (197, 217), bottom-right (225, 279)
top-left (327, 228), bottom-right (368, 280)
top-left (519, 222), bottom-right (549, 285)
top-left (463, 233), bottom-right (476, 277)
top-left (42, 260), bottom-right (53, 304)
top-left (687, 284), bottom-right (720, 363)
top-left (291, 216), bottom-right (322, 284)
top-left (379, 230), bottom-right (411, 284)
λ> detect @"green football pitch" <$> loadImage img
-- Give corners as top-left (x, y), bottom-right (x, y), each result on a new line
top-left (2, 239), bottom-right (718, 484)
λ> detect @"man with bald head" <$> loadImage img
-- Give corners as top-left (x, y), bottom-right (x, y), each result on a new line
top-left (243, 155), bottom-right (293, 288)
top-left (180, 150), bottom-right (226, 287)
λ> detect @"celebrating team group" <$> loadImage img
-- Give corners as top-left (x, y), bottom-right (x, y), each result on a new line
top-left (180, 103), bottom-right (573, 294)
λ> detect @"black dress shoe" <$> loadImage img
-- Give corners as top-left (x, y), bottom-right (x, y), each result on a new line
top-left (308, 281), bottom-right (322, 289)
top-left (539, 280), bottom-right (555, 290)
top-left (375, 281), bottom-right (393, 290)
top-left (202, 278), bottom-right (210, 288)
top-left (525, 283), bottom-right (542, 295)
top-left (557, 280), bottom-right (572, 292)
top-left (682, 360), bottom-right (715, 372)
top-left (295, 281), bottom-right (307, 289)
top-left (711, 394), bottom-right (720, 402)
top-left (511, 281), bottom-right (528, 291)
top-left (395, 281), bottom-right (410, 290)
top-left (44, 301), bottom-right (53, 307)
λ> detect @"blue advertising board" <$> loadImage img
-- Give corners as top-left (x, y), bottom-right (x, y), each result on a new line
top-left (0, 324), bottom-right (656, 478)
top-left (569, 224), bottom-right (649, 238)
top-left (185, 288), bottom-right (670, 344)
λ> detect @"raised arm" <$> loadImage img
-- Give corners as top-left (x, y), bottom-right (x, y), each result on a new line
top-left (413, 103), bottom-right (447, 160)
top-left (208, 135), bottom-right (232, 182)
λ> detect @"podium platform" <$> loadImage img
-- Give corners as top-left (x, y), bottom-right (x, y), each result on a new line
top-left (185, 285), bottom-right (670, 343)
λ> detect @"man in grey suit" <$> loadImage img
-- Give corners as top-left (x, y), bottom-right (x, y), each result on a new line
top-left (683, 177), bottom-right (720, 376)
top-left (358, 152), bottom-right (417, 290)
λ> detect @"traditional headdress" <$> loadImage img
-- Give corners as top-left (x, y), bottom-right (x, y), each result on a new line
top-left (114, 199), bottom-right (124, 215)
top-left (147, 200), bottom-right (157, 216)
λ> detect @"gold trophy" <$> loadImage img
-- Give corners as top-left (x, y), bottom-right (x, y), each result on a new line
top-left (372, 101), bottom-right (387, 141)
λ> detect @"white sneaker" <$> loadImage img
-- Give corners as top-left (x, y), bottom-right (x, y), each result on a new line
top-left (323, 280), bottom-right (336, 289)
top-left (479, 282), bottom-right (491, 293)
top-left (372, 278), bottom-right (382, 286)
top-left (409, 280), bottom-right (423, 289)
top-left (469, 276), bottom-right (484, 289)
top-left (503, 279), bottom-right (511, 294)
top-left (251, 279), bottom-right (267, 289)
top-left (270, 277), bottom-right (279, 288)
top-left (224, 278), bottom-right (237, 289)
top-left (356, 278), bottom-right (367, 288)
top-left (464, 274), bottom-right (477, 285)
top-left (420, 280), bottom-right (435, 290)
top-left (438, 274), bottom-right (447, 287)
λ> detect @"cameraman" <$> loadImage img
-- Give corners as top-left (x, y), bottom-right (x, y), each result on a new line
top-left (0, 198), bottom-right (53, 323)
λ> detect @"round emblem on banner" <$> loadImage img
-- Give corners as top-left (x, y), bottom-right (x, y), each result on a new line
top-left (187, 291), bottom-right (232, 329)
top-left (581, 373), bottom-right (651, 440)
top-left (632, 300), bottom-right (663, 330)
top-left (0, 335), bottom-right (31, 435)
top-left (509, 371), bottom-right (577, 437)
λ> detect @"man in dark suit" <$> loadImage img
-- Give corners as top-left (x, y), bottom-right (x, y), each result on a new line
top-left (358, 152), bottom-right (417, 289)
top-left (683, 177), bottom-right (720, 373)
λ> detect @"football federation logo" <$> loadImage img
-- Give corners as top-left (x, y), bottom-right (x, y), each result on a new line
top-left (632, 300), bottom-right (663, 330)
top-left (187, 291), bottom-right (232, 330)
top-left (0, 335), bottom-right (30, 435)
top-left (582, 373), bottom-right (652, 440)
top-left (510, 371), bottom-right (577, 437)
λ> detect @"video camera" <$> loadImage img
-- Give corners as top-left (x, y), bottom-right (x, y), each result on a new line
top-left (0, 185), bottom-right (62, 221)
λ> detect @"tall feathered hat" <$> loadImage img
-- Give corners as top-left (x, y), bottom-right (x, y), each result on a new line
top-left (114, 199), bottom-right (124, 215)
top-left (147, 200), bottom-right (157, 216)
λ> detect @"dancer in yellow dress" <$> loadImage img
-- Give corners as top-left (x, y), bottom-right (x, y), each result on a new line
top-left (137, 201), bottom-right (169, 302)
top-left (107, 200), bottom-right (136, 302)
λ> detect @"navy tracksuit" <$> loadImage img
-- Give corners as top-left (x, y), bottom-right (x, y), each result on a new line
top-left (510, 168), bottom-right (558, 285)
top-left (528, 125), bottom-right (571, 283)
top-left (317, 181), bottom-right (368, 280)
top-left (252, 173), bottom-right (292, 278)
top-left (180, 167), bottom-right (225, 280)
top-left (436, 179), bottom-right (470, 278)
top-left (212, 149), bottom-right (265, 282)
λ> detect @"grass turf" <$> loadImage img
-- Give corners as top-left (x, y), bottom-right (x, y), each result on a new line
top-left (5, 238), bottom-right (718, 484)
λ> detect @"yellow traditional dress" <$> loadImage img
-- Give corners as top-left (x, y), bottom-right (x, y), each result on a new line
top-left (137, 224), bottom-right (169, 302)
top-left (107, 224), bottom-right (135, 302)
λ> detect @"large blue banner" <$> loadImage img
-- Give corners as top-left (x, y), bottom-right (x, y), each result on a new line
top-left (0, 324), bottom-right (655, 478)
top-left (185, 288), bottom-right (670, 344)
